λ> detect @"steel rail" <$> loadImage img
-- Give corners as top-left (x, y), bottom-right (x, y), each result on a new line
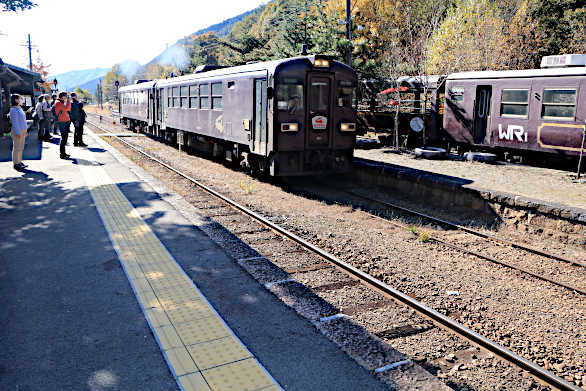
top-left (349, 201), bottom-right (586, 296)
top-left (338, 190), bottom-right (586, 296)
top-left (86, 120), bottom-right (580, 391)
top-left (345, 178), bottom-right (585, 269)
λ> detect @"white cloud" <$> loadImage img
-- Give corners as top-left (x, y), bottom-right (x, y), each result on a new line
top-left (0, 0), bottom-right (267, 74)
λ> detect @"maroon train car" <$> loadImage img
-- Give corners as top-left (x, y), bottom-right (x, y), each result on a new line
top-left (443, 56), bottom-right (586, 156)
top-left (119, 55), bottom-right (358, 176)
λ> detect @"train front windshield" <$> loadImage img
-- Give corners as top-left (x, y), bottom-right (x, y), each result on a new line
top-left (310, 80), bottom-right (330, 114)
top-left (277, 78), bottom-right (304, 115)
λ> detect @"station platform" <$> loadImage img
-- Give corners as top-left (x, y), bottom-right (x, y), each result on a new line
top-left (0, 134), bottom-right (404, 391)
top-left (355, 148), bottom-right (586, 213)
top-left (354, 148), bottom-right (586, 248)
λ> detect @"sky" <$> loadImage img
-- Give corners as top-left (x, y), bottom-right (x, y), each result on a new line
top-left (0, 0), bottom-right (268, 75)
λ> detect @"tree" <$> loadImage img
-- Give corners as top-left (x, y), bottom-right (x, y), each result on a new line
top-left (94, 82), bottom-right (103, 105)
top-left (73, 86), bottom-right (92, 101)
top-left (532, 0), bottom-right (586, 57)
top-left (103, 64), bottom-right (128, 102)
top-left (504, 0), bottom-right (544, 69)
top-left (1, 0), bottom-right (36, 12)
top-left (31, 50), bottom-right (53, 93)
top-left (426, 0), bottom-right (508, 74)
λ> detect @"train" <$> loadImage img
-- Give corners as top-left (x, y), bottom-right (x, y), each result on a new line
top-left (360, 54), bottom-right (586, 159)
top-left (118, 55), bottom-right (358, 176)
top-left (442, 54), bottom-right (586, 157)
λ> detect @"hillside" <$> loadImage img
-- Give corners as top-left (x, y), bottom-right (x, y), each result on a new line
top-left (145, 7), bottom-right (262, 68)
top-left (49, 8), bottom-right (263, 92)
top-left (49, 67), bottom-right (109, 92)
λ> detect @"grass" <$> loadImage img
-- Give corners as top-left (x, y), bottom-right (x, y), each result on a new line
top-left (238, 180), bottom-right (255, 195)
top-left (409, 225), bottom-right (431, 242)
top-left (417, 231), bottom-right (431, 243)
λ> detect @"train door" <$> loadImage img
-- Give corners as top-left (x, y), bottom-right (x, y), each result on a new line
top-left (161, 88), bottom-right (167, 130)
top-left (307, 74), bottom-right (333, 147)
top-left (473, 86), bottom-right (492, 144)
top-left (253, 78), bottom-right (267, 155)
top-left (148, 90), bottom-right (154, 126)
top-left (155, 88), bottom-right (162, 124)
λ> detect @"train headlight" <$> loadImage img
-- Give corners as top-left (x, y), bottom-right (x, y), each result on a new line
top-left (281, 123), bottom-right (299, 132)
top-left (314, 59), bottom-right (330, 68)
top-left (340, 123), bottom-right (356, 132)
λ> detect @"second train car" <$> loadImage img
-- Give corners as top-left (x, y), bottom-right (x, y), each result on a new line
top-left (119, 55), bottom-right (358, 176)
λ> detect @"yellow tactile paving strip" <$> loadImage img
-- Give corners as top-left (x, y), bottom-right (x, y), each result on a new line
top-left (78, 158), bottom-right (282, 391)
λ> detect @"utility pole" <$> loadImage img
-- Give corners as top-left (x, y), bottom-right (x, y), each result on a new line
top-left (345, 0), bottom-right (352, 66)
top-left (27, 34), bottom-right (33, 71)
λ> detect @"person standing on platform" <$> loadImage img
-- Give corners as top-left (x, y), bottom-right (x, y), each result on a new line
top-left (54, 92), bottom-right (72, 159)
top-left (9, 94), bottom-right (28, 171)
top-left (41, 94), bottom-right (53, 141)
top-left (35, 95), bottom-right (50, 141)
top-left (50, 94), bottom-right (58, 135)
top-left (70, 93), bottom-right (87, 147)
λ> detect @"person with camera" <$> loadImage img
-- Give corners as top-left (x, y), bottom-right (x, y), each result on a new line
top-left (53, 92), bottom-right (72, 159)
top-left (70, 93), bottom-right (87, 147)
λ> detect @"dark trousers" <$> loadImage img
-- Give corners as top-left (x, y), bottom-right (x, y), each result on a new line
top-left (58, 121), bottom-right (70, 156)
top-left (39, 119), bottom-right (51, 140)
top-left (73, 121), bottom-right (85, 145)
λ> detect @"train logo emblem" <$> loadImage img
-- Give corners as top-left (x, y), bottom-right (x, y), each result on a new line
top-left (498, 124), bottom-right (527, 143)
top-left (312, 116), bottom-right (328, 130)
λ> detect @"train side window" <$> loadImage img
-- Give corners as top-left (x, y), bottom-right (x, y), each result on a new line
top-left (541, 89), bottom-right (577, 120)
top-left (189, 85), bottom-right (198, 108)
top-left (173, 87), bottom-right (180, 108)
top-left (200, 84), bottom-right (210, 109)
top-left (276, 78), bottom-right (304, 113)
top-left (337, 80), bottom-right (357, 109)
top-left (212, 82), bottom-right (222, 109)
top-left (168, 88), bottom-right (173, 108)
top-left (501, 89), bottom-right (529, 118)
top-left (180, 86), bottom-right (188, 108)
top-left (450, 86), bottom-right (465, 102)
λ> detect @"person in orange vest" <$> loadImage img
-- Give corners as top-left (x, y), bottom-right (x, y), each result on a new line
top-left (53, 92), bottom-right (72, 159)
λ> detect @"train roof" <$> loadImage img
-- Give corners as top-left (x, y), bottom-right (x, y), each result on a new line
top-left (118, 80), bottom-right (157, 92)
top-left (157, 56), bottom-right (351, 87)
top-left (447, 66), bottom-right (586, 81)
top-left (123, 56), bottom-right (353, 90)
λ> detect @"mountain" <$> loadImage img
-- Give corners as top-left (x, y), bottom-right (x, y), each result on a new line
top-left (51, 6), bottom-right (269, 91)
top-left (192, 8), bottom-right (258, 38)
top-left (78, 77), bottom-right (104, 94)
top-left (49, 67), bottom-right (109, 92)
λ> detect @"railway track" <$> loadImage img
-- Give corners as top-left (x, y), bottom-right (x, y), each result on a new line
top-left (302, 186), bottom-right (586, 297)
top-left (85, 116), bottom-right (580, 391)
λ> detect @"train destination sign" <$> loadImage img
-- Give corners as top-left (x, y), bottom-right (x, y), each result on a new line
top-left (312, 116), bottom-right (328, 130)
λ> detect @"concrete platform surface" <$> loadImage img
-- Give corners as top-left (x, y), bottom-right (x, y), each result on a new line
top-left (0, 134), bottom-right (400, 390)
